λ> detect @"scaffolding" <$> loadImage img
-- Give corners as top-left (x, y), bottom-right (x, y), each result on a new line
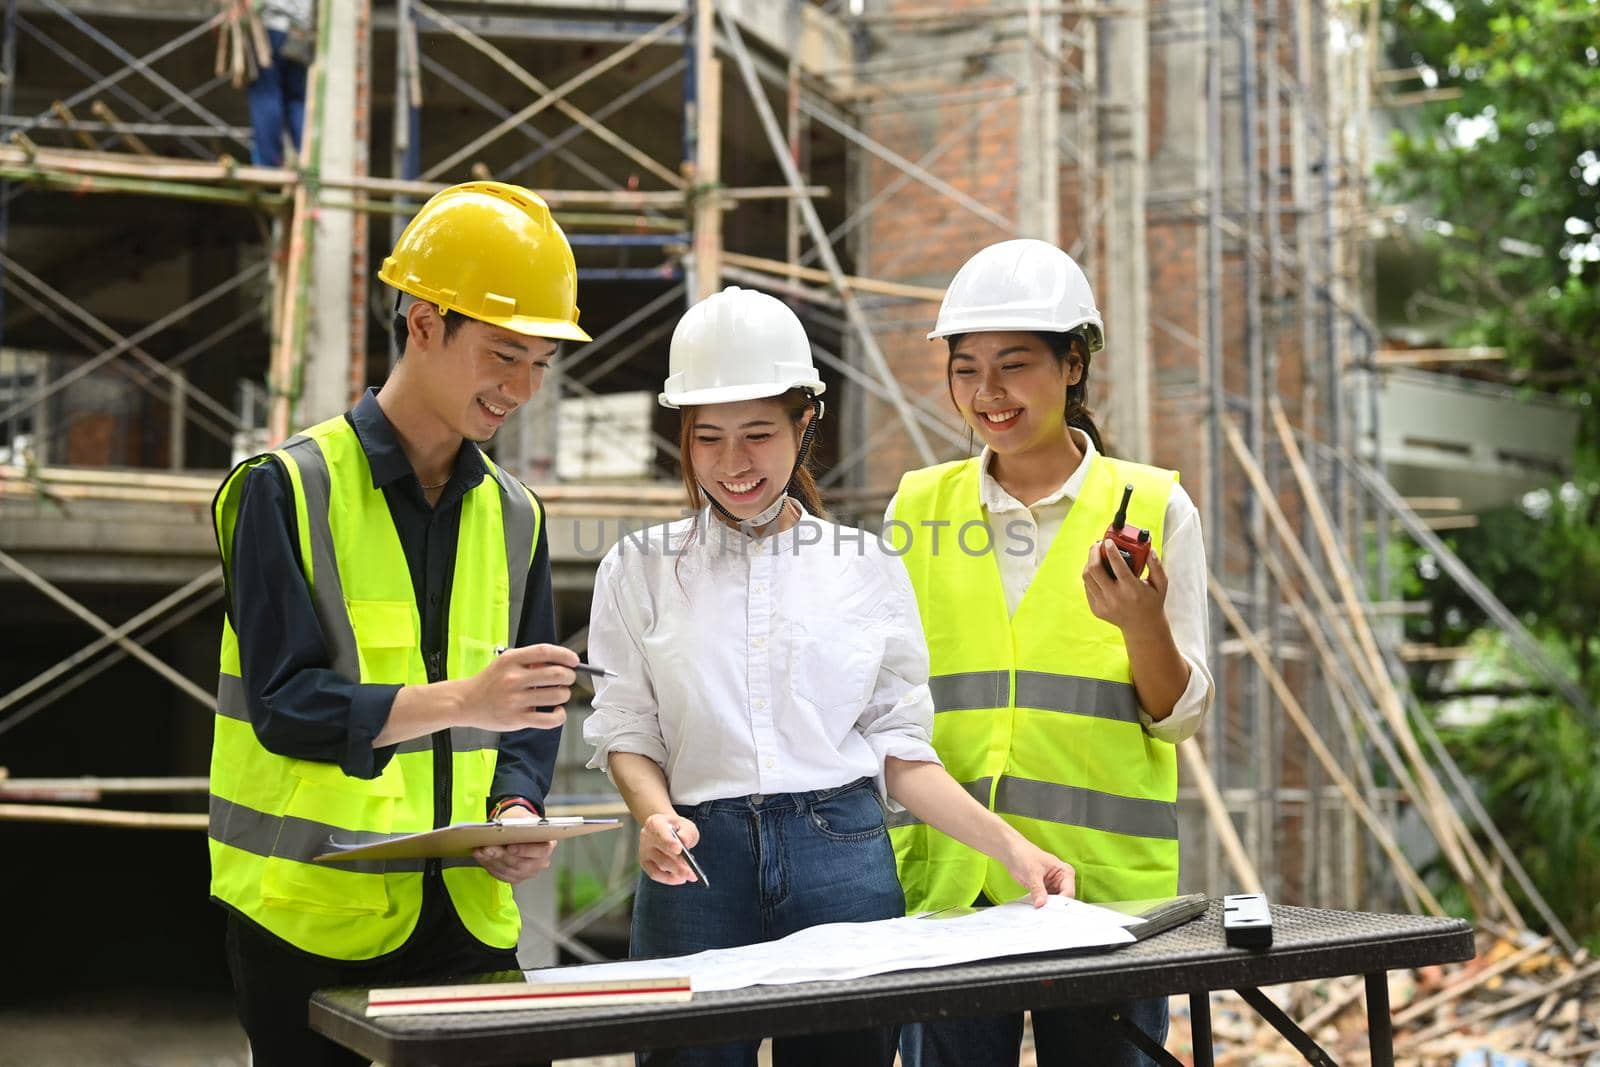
top-left (0, 0), bottom-right (1591, 967)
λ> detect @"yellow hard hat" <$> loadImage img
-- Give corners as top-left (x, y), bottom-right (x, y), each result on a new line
top-left (379, 180), bottom-right (592, 342)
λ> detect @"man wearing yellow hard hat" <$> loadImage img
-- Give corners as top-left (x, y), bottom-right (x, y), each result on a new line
top-left (208, 182), bottom-right (589, 1067)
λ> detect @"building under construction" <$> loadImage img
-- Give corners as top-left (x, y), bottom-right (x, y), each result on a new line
top-left (0, 0), bottom-right (1586, 1054)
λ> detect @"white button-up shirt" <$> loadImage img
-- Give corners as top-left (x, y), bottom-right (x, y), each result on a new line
top-left (886, 429), bottom-right (1214, 743)
top-left (584, 509), bottom-right (941, 807)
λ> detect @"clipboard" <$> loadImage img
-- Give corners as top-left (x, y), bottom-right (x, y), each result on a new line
top-left (919, 892), bottom-right (1207, 942)
top-left (312, 817), bottom-right (622, 863)
top-left (1093, 893), bottom-right (1209, 939)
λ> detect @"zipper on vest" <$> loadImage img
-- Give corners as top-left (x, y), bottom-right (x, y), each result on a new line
top-left (425, 650), bottom-right (449, 880)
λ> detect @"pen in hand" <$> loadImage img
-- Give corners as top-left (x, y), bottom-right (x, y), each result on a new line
top-left (669, 825), bottom-right (710, 889)
top-left (492, 645), bottom-right (616, 678)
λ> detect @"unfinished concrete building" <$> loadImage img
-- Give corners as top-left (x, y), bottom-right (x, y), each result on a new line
top-left (0, 0), bottom-right (1586, 1026)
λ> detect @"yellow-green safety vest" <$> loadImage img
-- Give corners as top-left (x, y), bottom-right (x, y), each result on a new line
top-left (888, 453), bottom-right (1180, 910)
top-left (208, 415), bottom-right (541, 960)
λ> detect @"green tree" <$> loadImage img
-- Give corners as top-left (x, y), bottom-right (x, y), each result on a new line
top-left (1381, 0), bottom-right (1599, 433)
top-left (1382, 0), bottom-right (1600, 945)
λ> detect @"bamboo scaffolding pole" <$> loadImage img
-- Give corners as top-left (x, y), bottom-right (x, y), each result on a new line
top-left (0, 164), bottom-right (288, 206)
top-left (688, 0), bottom-right (721, 299)
top-left (0, 147), bottom-right (820, 219)
top-left (1266, 400), bottom-right (1521, 926)
top-left (1221, 416), bottom-right (1490, 917)
top-left (1299, 977), bottom-right (1367, 1034)
top-left (721, 251), bottom-right (946, 303)
top-left (0, 802), bottom-right (204, 829)
top-left (49, 100), bottom-right (96, 150)
top-left (0, 464), bottom-right (222, 490)
top-left (1397, 958), bottom-right (1600, 1052)
top-left (1262, 547), bottom-right (1415, 809)
top-left (1208, 574), bottom-right (1445, 915)
top-left (1393, 934), bottom-right (1555, 1027)
top-left (267, 0), bottom-right (331, 444)
top-left (88, 100), bottom-right (156, 156)
top-left (0, 776), bottom-right (211, 795)
top-left (1178, 741), bottom-right (1264, 893)
top-left (0, 481), bottom-right (210, 504)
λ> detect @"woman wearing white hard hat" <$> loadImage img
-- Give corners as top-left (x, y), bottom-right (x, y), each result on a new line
top-left (583, 286), bottom-right (1075, 1067)
top-left (888, 241), bottom-right (1214, 1067)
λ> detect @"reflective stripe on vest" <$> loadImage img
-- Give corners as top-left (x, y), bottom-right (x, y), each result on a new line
top-left (889, 453), bottom-right (1181, 910)
top-left (208, 415), bottom-right (540, 959)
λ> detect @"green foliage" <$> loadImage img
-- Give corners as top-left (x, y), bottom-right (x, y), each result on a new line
top-left (1441, 702), bottom-right (1600, 949)
top-left (1404, 479), bottom-right (1600, 693)
top-left (1380, 0), bottom-right (1600, 449)
top-left (1381, 0), bottom-right (1600, 945)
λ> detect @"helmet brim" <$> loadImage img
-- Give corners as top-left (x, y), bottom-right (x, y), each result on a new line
top-left (927, 317), bottom-right (1104, 352)
top-left (658, 379), bottom-right (826, 410)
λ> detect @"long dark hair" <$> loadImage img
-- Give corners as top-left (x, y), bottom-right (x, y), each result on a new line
top-left (676, 388), bottom-right (826, 518)
top-left (945, 331), bottom-right (1104, 453)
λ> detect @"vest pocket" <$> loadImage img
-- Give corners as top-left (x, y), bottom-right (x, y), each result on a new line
top-left (259, 759), bottom-right (404, 916)
top-left (346, 598), bottom-right (418, 683)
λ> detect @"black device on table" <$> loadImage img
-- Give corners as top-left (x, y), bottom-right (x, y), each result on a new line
top-left (1223, 892), bottom-right (1273, 949)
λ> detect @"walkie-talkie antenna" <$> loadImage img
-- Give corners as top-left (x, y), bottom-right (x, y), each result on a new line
top-left (1111, 484), bottom-right (1133, 531)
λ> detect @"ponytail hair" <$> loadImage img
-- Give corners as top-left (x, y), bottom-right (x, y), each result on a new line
top-left (1041, 331), bottom-right (1104, 453)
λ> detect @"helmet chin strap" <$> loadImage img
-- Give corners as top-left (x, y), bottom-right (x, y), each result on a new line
top-left (701, 395), bottom-right (825, 534)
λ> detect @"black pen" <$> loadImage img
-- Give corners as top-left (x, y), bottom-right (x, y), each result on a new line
top-left (669, 825), bottom-right (710, 889)
top-left (492, 646), bottom-right (616, 678)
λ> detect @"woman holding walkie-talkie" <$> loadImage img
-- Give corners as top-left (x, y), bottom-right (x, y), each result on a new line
top-left (886, 240), bottom-right (1214, 1067)
top-left (584, 286), bottom-right (1074, 1067)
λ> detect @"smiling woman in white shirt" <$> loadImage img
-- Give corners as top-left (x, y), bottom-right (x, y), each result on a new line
top-left (887, 241), bottom-right (1214, 1067)
top-left (584, 286), bottom-right (1074, 1067)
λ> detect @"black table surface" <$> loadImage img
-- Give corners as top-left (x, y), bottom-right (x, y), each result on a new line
top-left (310, 901), bottom-right (1475, 1066)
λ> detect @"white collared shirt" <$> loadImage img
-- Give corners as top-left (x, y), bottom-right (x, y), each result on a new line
top-left (584, 508), bottom-right (941, 807)
top-left (886, 429), bottom-right (1214, 743)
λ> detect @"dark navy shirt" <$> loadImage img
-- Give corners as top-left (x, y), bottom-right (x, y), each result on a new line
top-left (227, 389), bottom-right (560, 811)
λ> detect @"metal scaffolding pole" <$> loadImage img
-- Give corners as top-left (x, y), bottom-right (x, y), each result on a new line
top-left (716, 0), bottom-right (935, 468)
top-left (1202, 0), bottom-right (1230, 893)
top-left (31, 1), bottom-right (241, 151)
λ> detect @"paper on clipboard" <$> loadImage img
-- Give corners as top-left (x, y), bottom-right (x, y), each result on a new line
top-left (312, 817), bottom-right (621, 863)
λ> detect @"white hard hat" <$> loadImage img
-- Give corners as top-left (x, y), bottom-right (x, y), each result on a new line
top-left (659, 286), bottom-right (826, 408)
top-left (927, 239), bottom-right (1105, 352)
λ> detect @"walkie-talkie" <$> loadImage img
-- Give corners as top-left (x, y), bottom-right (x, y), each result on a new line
top-left (1101, 483), bottom-right (1151, 580)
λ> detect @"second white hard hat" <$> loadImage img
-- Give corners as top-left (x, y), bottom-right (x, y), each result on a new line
top-left (659, 286), bottom-right (827, 409)
top-left (927, 239), bottom-right (1105, 352)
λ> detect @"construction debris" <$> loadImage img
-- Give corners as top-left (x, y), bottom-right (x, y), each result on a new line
top-left (1144, 928), bottom-right (1600, 1066)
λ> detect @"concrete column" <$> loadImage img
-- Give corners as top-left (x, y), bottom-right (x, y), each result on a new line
top-left (1099, 3), bottom-right (1152, 461)
top-left (302, 0), bottom-right (360, 423)
top-left (1015, 3), bottom-right (1060, 242)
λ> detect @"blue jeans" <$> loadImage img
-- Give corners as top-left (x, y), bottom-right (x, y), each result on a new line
top-left (901, 996), bottom-right (1171, 1067)
top-left (247, 30), bottom-right (307, 167)
top-left (631, 778), bottom-right (904, 1067)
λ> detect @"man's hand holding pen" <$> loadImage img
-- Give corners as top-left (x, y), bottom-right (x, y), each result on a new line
top-left (464, 643), bottom-right (579, 731)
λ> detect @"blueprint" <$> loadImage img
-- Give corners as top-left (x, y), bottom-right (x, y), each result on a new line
top-left (525, 896), bottom-right (1142, 993)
